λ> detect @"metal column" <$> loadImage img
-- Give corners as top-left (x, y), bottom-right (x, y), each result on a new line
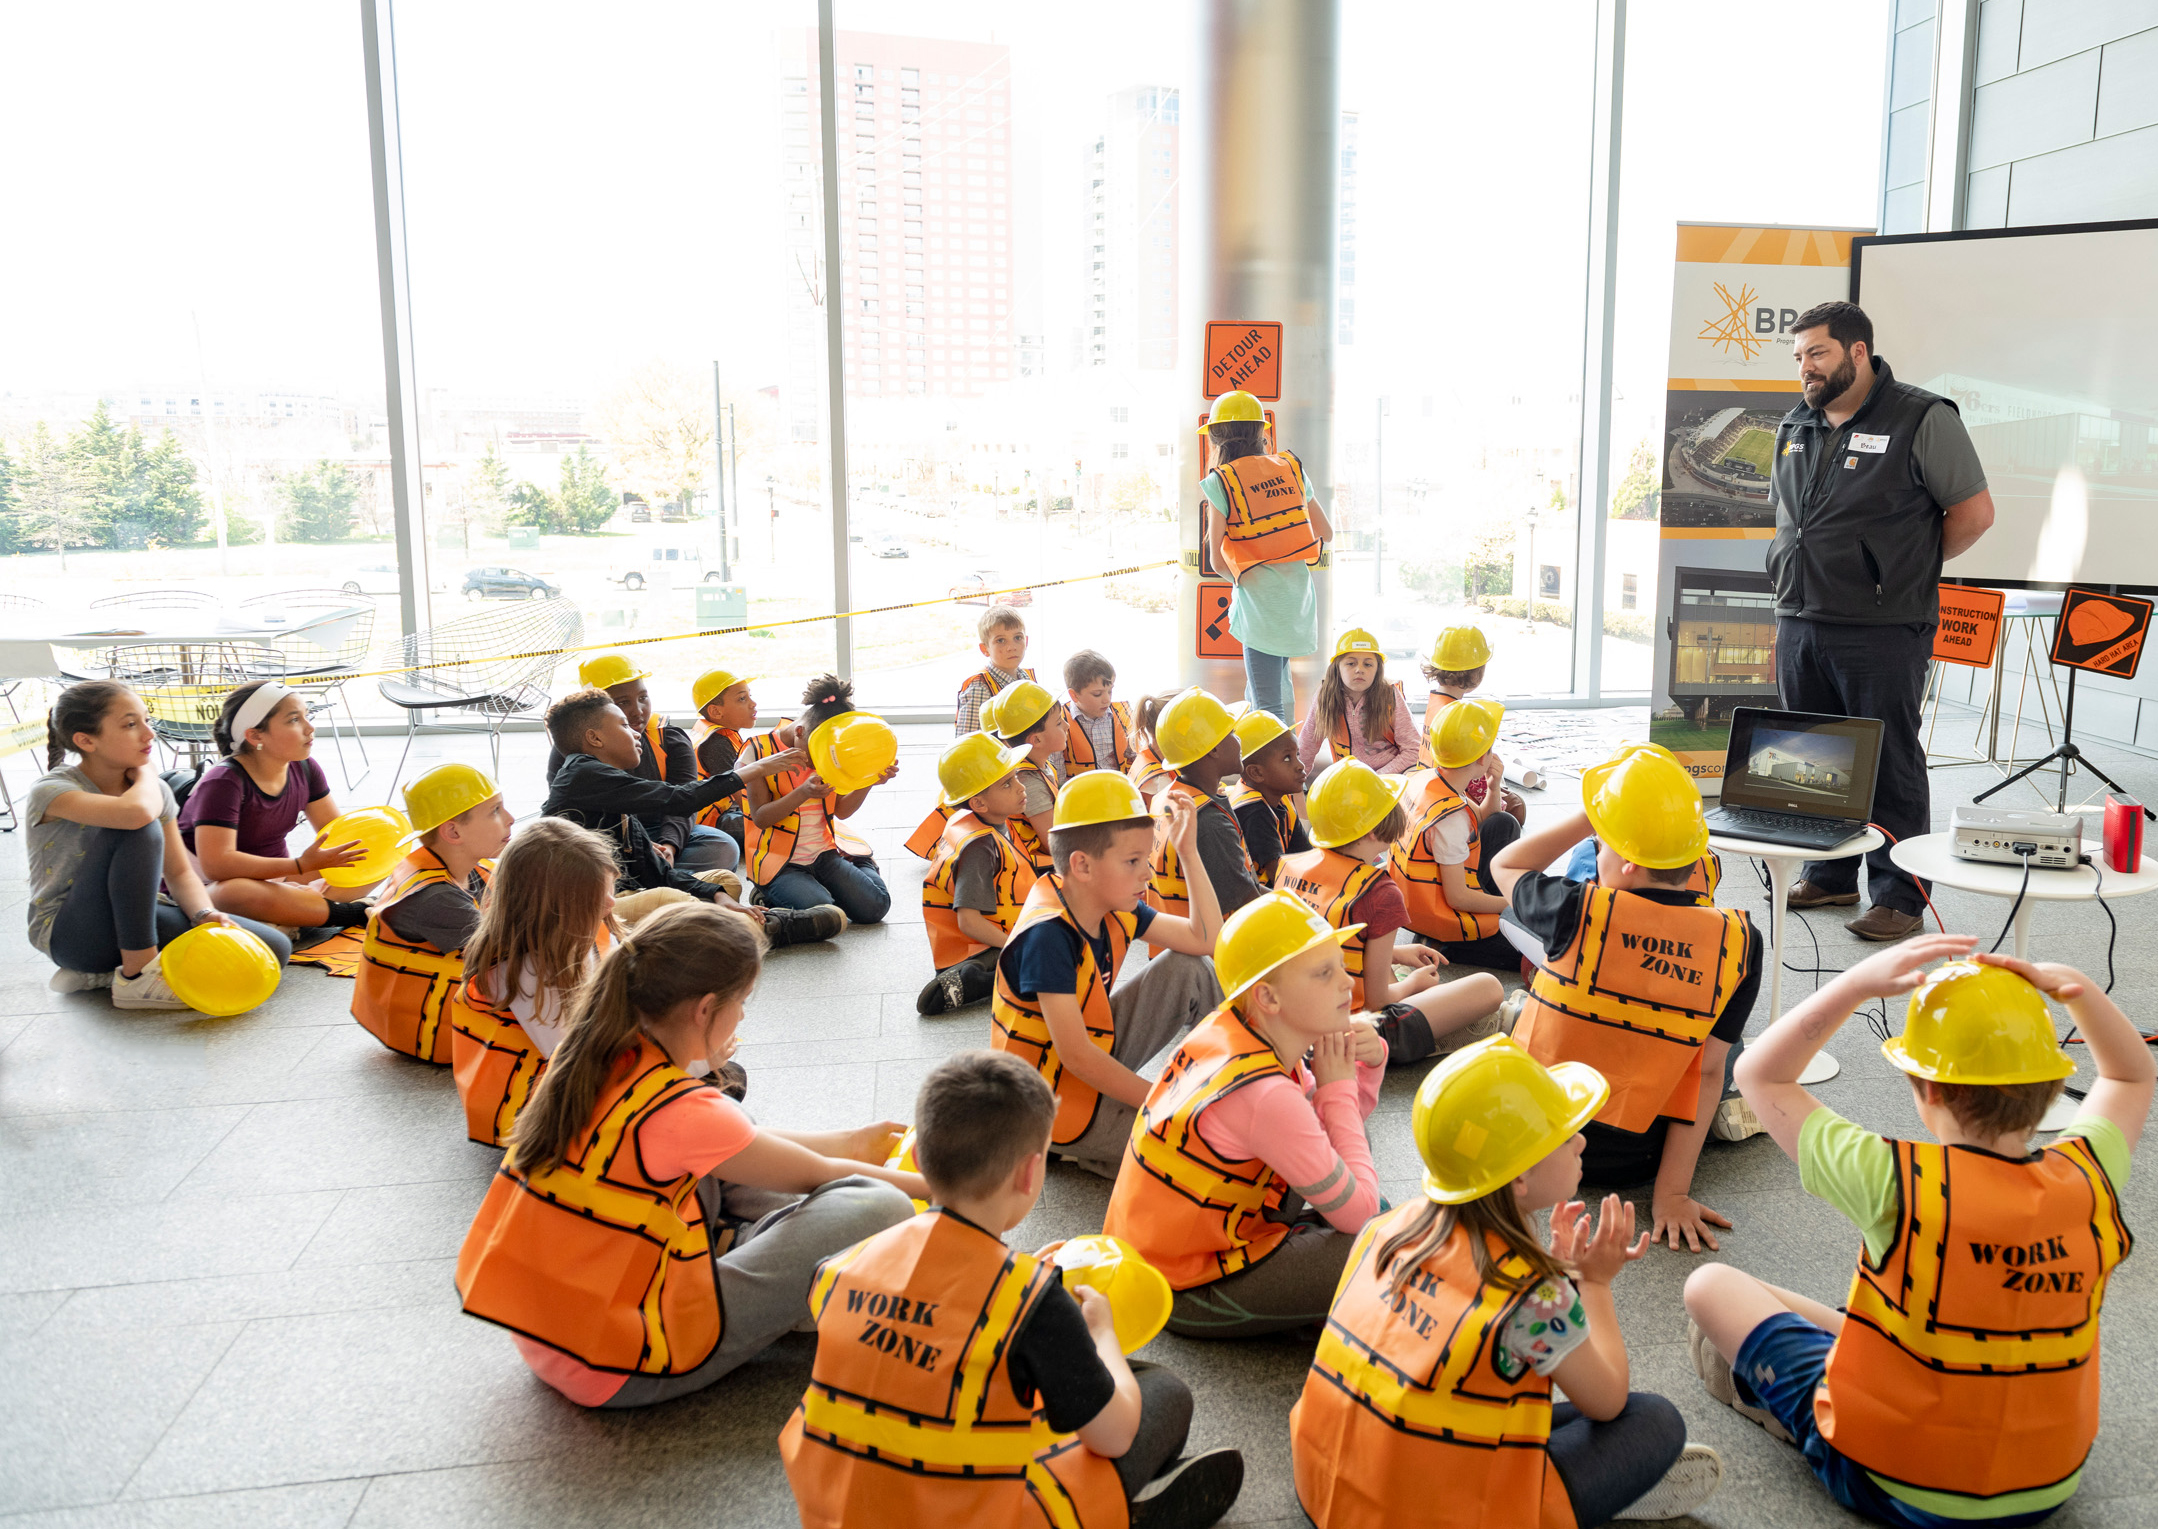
top-left (1570, 0), bottom-right (1626, 700)
top-left (1182, 0), bottom-right (1340, 707)
top-left (816, 0), bottom-right (853, 678)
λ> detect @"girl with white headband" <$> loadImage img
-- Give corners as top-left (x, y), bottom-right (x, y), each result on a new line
top-left (177, 679), bottom-right (376, 932)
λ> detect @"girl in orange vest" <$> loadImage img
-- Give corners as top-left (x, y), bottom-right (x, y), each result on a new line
top-left (742, 675), bottom-right (894, 925)
top-left (1126, 690), bottom-right (1180, 804)
top-left (1392, 698), bottom-right (1524, 970)
top-left (456, 902), bottom-right (923, 1408)
top-left (452, 817), bottom-right (623, 1147)
top-left (1684, 942), bottom-right (2152, 1526)
top-left (1296, 629), bottom-right (1419, 784)
top-left (1291, 1035), bottom-right (1722, 1528)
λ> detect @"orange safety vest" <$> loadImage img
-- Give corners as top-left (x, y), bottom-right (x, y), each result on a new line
top-left (1148, 781), bottom-right (1255, 919)
top-left (1390, 770), bottom-right (1500, 941)
top-left (455, 1036), bottom-right (736, 1375)
top-left (1317, 682), bottom-right (1409, 765)
top-left (741, 731), bottom-right (871, 885)
top-left (1008, 759), bottom-right (1059, 873)
top-left (922, 812), bottom-right (1037, 970)
top-left (1127, 743), bottom-right (1174, 801)
top-left (1416, 690), bottom-right (1457, 771)
top-left (449, 925), bottom-right (612, 1148)
top-left (780, 1209), bottom-right (1129, 1529)
top-left (1063, 702), bottom-right (1135, 774)
top-left (1276, 845), bottom-right (1387, 1012)
top-left (352, 848), bottom-right (494, 1064)
top-left (690, 719), bottom-right (748, 828)
top-left (1102, 1005), bottom-right (1293, 1290)
top-left (1688, 850), bottom-right (1721, 902)
top-left (1228, 783), bottom-right (1302, 887)
top-left (990, 877), bottom-right (1136, 1146)
top-left (1817, 1135), bottom-right (2130, 1500)
top-left (1513, 887), bottom-right (1751, 1134)
top-left (1208, 451), bottom-right (1322, 583)
top-left (1291, 1213), bottom-right (1577, 1529)
top-left (959, 664), bottom-right (1037, 710)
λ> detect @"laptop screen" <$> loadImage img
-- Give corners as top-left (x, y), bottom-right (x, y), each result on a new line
top-left (1718, 707), bottom-right (1883, 822)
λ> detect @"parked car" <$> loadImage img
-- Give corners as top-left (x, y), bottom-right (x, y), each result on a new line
top-left (610, 544), bottom-right (724, 589)
top-left (659, 500), bottom-right (693, 523)
top-left (870, 535), bottom-right (909, 559)
top-left (626, 499), bottom-right (652, 524)
top-left (463, 566), bottom-right (561, 600)
top-left (949, 570), bottom-right (1032, 607)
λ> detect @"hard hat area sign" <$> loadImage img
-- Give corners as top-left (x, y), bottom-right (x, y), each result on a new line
top-left (1203, 322), bottom-right (1282, 401)
top-left (2051, 587), bottom-right (2154, 680)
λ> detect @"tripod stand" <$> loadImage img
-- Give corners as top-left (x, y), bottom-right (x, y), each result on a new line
top-left (1973, 665), bottom-right (2152, 817)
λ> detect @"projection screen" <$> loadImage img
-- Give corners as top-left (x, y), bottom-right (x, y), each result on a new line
top-left (1850, 220), bottom-right (2158, 590)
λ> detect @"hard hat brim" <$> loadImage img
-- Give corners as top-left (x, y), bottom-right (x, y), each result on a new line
top-left (694, 673), bottom-right (756, 711)
top-left (940, 741), bottom-right (1032, 806)
top-left (1220, 923), bottom-right (1364, 1007)
top-left (1879, 1036), bottom-right (2075, 1086)
top-left (1306, 772), bottom-right (1413, 849)
top-left (1420, 1060), bottom-right (1609, 1204)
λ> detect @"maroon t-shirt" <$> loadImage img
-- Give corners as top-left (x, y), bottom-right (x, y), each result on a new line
top-left (179, 758), bottom-right (331, 859)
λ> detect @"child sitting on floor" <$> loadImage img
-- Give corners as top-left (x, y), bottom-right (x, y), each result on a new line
top-left (740, 675), bottom-right (896, 925)
top-left (1145, 687), bottom-right (1266, 920)
top-left (1297, 628), bottom-right (1418, 782)
top-left (1226, 703), bottom-right (1310, 888)
top-left (1390, 698), bottom-right (1522, 970)
top-left (1416, 624), bottom-right (1526, 820)
top-left (1127, 689), bottom-right (1180, 803)
top-left (1062, 648), bottom-right (1136, 775)
top-left (546, 653), bottom-right (735, 874)
top-left (781, 1049), bottom-right (1244, 1529)
top-left (689, 667), bottom-right (762, 854)
top-left (955, 603), bottom-right (1034, 735)
top-left (916, 732), bottom-right (1035, 1017)
top-left (984, 679), bottom-right (1065, 873)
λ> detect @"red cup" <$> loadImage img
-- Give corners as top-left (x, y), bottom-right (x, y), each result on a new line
top-left (2105, 795), bottom-right (2143, 873)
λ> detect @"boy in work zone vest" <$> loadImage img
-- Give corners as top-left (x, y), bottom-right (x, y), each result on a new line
top-left (781, 1049), bottom-right (1246, 1529)
top-left (1226, 704), bottom-right (1310, 888)
top-left (955, 602), bottom-right (1035, 736)
top-left (915, 732), bottom-right (1037, 1018)
top-left (1145, 687), bottom-right (1266, 922)
top-left (1685, 940), bottom-right (2152, 1526)
top-left (1491, 744), bottom-right (1762, 1255)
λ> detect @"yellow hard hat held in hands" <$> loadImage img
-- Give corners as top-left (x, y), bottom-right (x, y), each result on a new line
top-left (1884, 960), bottom-right (2075, 1085)
top-left (808, 713), bottom-right (899, 793)
top-left (1411, 1035), bottom-right (1609, 1204)
top-left (1581, 743), bottom-right (1709, 870)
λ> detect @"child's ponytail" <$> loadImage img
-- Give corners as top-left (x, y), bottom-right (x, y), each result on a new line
top-left (1132, 689), bottom-right (1180, 753)
top-left (1375, 1189), bottom-right (1570, 1303)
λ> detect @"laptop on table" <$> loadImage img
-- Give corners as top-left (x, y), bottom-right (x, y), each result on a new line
top-left (1700, 707), bottom-right (1883, 853)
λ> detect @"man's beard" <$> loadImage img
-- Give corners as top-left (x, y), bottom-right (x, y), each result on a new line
top-left (1802, 353), bottom-right (1857, 410)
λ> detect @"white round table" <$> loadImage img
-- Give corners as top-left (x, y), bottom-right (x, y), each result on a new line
top-left (1709, 828), bottom-right (1885, 1085)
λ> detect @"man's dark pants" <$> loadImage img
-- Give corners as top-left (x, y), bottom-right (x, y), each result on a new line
top-left (1774, 616), bottom-right (1932, 916)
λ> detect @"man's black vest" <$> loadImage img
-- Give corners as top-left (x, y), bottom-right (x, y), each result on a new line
top-left (1766, 358), bottom-right (1957, 626)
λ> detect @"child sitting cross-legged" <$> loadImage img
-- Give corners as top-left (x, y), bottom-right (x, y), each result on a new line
top-left (1127, 689), bottom-right (1181, 804)
top-left (985, 679), bottom-right (1065, 873)
top-left (1391, 697), bottom-right (1523, 971)
top-left (1062, 648), bottom-right (1136, 775)
top-left (1226, 703), bottom-right (1310, 888)
top-left (1683, 939), bottom-right (2153, 1527)
top-left (955, 603), bottom-right (1035, 735)
top-left (1104, 892), bottom-right (1387, 1339)
top-left (741, 675), bottom-right (896, 926)
top-left (781, 1049), bottom-right (1245, 1529)
top-left (1297, 628), bottom-right (1418, 782)
top-left (916, 732), bottom-right (1036, 1017)
top-left (1291, 1035), bottom-right (1725, 1527)
top-left (1146, 687), bottom-right (1267, 921)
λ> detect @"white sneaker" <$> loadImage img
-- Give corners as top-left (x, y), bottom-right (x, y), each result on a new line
top-left (1615, 1442), bottom-right (1723, 1520)
top-left (49, 968), bottom-right (115, 993)
top-left (1711, 1095), bottom-right (1765, 1142)
top-left (112, 958), bottom-right (189, 1011)
top-left (1498, 987), bottom-right (1529, 1035)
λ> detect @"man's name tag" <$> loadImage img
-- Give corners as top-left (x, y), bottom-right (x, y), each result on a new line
top-left (1849, 433), bottom-right (1891, 453)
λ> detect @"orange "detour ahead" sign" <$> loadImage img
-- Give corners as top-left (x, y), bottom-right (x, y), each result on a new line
top-left (1203, 321), bottom-right (1282, 400)
top-left (1932, 584), bottom-right (2004, 668)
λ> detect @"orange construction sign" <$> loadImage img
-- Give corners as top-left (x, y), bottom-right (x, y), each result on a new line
top-left (1202, 321), bottom-right (1282, 400)
top-left (1932, 584), bottom-right (2005, 668)
top-left (2051, 587), bottom-right (2154, 680)
top-left (1196, 582), bottom-right (1243, 658)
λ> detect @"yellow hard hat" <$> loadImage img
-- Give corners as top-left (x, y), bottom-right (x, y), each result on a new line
top-left (1432, 696), bottom-right (1504, 769)
top-left (159, 923), bottom-right (283, 1018)
top-left (991, 679), bottom-right (1055, 739)
top-left (1216, 890), bottom-right (1363, 1006)
top-left (1229, 701), bottom-right (1292, 761)
top-left (1305, 758), bottom-right (1412, 848)
top-left (1884, 960), bottom-right (2075, 1085)
top-left (1154, 686), bottom-right (1236, 771)
top-left (1053, 770), bottom-right (1149, 829)
top-left (1429, 625), bottom-right (1493, 672)
top-left (1197, 390), bottom-right (1268, 436)
top-left (692, 668), bottom-right (754, 713)
top-left (1412, 1035), bottom-right (1609, 1204)
top-left (578, 653), bottom-right (650, 691)
top-left (401, 762), bottom-right (499, 836)
top-left (1331, 627), bottom-right (1382, 661)
top-left (807, 712), bottom-right (899, 793)
top-left (1054, 1235), bottom-right (1174, 1355)
top-left (311, 805), bottom-right (419, 887)
top-left (938, 731), bottom-right (1029, 806)
top-left (1581, 744), bottom-right (1709, 870)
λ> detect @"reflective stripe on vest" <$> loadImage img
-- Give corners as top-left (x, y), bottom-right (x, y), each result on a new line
top-left (450, 924), bottom-right (612, 1148)
top-left (353, 849), bottom-right (493, 1064)
top-left (780, 1210), bottom-right (1129, 1529)
top-left (1148, 782), bottom-right (1255, 919)
top-left (455, 1037), bottom-right (734, 1374)
top-left (1291, 1213), bottom-right (1576, 1529)
top-left (1128, 745), bottom-right (1173, 799)
top-left (741, 731), bottom-right (868, 884)
top-left (1063, 702), bottom-right (1134, 774)
top-left (1277, 846), bottom-right (1386, 1012)
top-left (1513, 888), bottom-right (1751, 1133)
top-left (1102, 1006), bottom-right (1292, 1289)
top-left (1228, 783), bottom-right (1301, 886)
top-left (922, 812), bottom-right (1036, 970)
top-left (958, 665), bottom-right (1037, 708)
top-left (690, 720), bottom-right (746, 827)
top-left (1007, 760), bottom-right (1058, 873)
top-left (1209, 451), bottom-right (1321, 583)
top-left (1415, 691), bottom-right (1457, 770)
top-left (991, 876), bottom-right (1136, 1146)
top-left (1817, 1135), bottom-right (2131, 1499)
top-left (1389, 771), bottom-right (1498, 941)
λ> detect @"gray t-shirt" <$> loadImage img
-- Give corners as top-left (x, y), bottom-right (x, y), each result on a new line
top-left (1805, 398), bottom-right (1988, 508)
top-left (24, 766), bottom-right (179, 955)
top-left (951, 833), bottom-right (1004, 913)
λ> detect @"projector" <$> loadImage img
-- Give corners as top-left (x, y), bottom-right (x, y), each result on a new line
top-left (1950, 805), bottom-right (2084, 869)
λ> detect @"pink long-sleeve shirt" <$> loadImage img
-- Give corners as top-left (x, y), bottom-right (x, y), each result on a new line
top-left (1195, 1057), bottom-right (1383, 1233)
top-left (1298, 680), bottom-right (1421, 775)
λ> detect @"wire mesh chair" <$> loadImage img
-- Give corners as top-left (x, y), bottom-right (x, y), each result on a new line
top-left (0, 592), bottom-right (47, 831)
top-left (86, 589), bottom-right (222, 614)
top-left (98, 641), bottom-right (289, 770)
top-left (237, 589), bottom-right (379, 789)
top-left (380, 596), bottom-right (583, 798)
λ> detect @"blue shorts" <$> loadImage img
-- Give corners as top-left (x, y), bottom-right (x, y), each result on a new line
top-left (1734, 1313), bottom-right (2060, 1528)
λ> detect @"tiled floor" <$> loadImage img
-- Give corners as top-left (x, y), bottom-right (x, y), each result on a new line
top-left (3, 721), bottom-right (2155, 1527)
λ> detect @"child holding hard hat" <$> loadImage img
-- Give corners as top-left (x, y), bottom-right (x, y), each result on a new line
top-left (1198, 390), bottom-right (1332, 725)
top-left (741, 675), bottom-right (897, 925)
top-left (1684, 940), bottom-right (2152, 1528)
top-left (916, 732), bottom-right (1037, 1017)
top-left (352, 762), bottom-right (514, 1063)
top-left (689, 668), bottom-right (761, 854)
top-left (1227, 703), bottom-right (1310, 887)
top-left (782, 1048), bottom-right (1244, 1529)
top-left (1291, 1035), bottom-right (1724, 1527)
top-left (1104, 893), bottom-right (1389, 1338)
top-left (991, 773), bottom-right (1226, 1179)
top-left (1490, 745), bottom-right (1762, 1253)
top-left (1278, 758), bottom-right (1507, 1068)
top-left (1147, 688), bottom-right (1267, 921)
top-left (1392, 697), bottom-right (1524, 971)
top-left (1297, 629), bottom-right (1419, 783)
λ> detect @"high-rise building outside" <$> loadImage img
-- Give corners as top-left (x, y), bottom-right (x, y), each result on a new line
top-left (1338, 110), bottom-right (1358, 348)
top-left (1079, 85), bottom-right (1179, 372)
top-left (779, 30), bottom-right (1016, 440)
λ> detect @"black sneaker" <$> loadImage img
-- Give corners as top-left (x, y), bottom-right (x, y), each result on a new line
top-left (917, 960), bottom-right (995, 1016)
top-left (1132, 1449), bottom-right (1243, 1529)
top-left (762, 904), bottom-right (848, 947)
top-left (1374, 1001), bottom-right (1437, 1066)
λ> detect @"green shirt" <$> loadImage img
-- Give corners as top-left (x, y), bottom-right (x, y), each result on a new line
top-left (1797, 1107), bottom-right (2131, 1519)
top-left (1199, 473), bottom-right (1319, 658)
